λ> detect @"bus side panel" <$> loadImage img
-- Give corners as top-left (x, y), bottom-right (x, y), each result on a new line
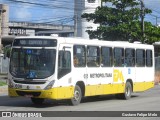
top-left (133, 82), bottom-right (154, 92)
top-left (85, 83), bottom-right (125, 96)
top-left (85, 67), bottom-right (113, 96)
top-left (55, 86), bottom-right (74, 99)
top-left (134, 67), bottom-right (154, 92)
top-left (85, 85), bottom-right (97, 96)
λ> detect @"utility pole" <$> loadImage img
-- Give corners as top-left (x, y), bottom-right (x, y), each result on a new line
top-left (149, 14), bottom-right (160, 26)
top-left (0, 9), bottom-right (6, 53)
top-left (74, 14), bottom-right (77, 37)
top-left (140, 0), bottom-right (145, 42)
top-left (0, 8), bottom-right (6, 53)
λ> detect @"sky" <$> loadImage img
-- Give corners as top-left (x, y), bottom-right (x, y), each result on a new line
top-left (0, 0), bottom-right (160, 25)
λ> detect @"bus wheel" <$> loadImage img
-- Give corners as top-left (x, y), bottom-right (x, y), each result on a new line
top-left (116, 82), bottom-right (132, 100)
top-left (70, 85), bottom-right (82, 106)
top-left (31, 98), bottom-right (45, 105)
top-left (123, 82), bottom-right (132, 100)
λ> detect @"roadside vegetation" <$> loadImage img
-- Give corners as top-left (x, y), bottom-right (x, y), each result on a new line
top-left (82, 0), bottom-right (160, 44)
top-left (0, 81), bottom-right (7, 86)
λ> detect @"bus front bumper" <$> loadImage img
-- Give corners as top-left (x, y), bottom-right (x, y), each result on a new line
top-left (8, 86), bottom-right (74, 100)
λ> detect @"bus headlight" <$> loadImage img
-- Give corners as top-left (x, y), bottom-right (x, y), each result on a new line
top-left (44, 80), bottom-right (55, 90)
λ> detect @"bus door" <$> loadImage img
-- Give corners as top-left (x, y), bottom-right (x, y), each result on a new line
top-left (73, 45), bottom-right (87, 89)
top-left (57, 44), bottom-right (73, 99)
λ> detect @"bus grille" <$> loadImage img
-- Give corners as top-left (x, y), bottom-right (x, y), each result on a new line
top-left (14, 80), bottom-right (46, 84)
top-left (16, 91), bottom-right (41, 97)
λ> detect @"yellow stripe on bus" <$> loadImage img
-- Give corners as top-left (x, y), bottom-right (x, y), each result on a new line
top-left (8, 81), bottom-right (154, 100)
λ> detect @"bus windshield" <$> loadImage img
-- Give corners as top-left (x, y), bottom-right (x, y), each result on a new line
top-left (10, 48), bottom-right (56, 79)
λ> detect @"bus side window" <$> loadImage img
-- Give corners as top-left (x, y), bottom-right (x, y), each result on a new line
top-left (58, 51), bottom-right (71, 79)
top-left (114, 47), bottom-right (124, 67)
top-left (101, 47), bottom-right (112, 67)
top-left (136, 49), bottom-right (145, 67)
top-left (146, 50), bottom-right (153, 67)
top-left (73, 45), bottom-right (86, 67)
top-left (125, 48), bottom-right (135, 67)
top-left (87, 46), bottom-right (100, 67)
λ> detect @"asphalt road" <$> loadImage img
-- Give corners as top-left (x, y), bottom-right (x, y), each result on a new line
top-left (0, 85), bottom-right (160, 119)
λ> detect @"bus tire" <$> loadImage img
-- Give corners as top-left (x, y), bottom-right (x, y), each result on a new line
top-left (116, 82), bottom-right (132, 100)
top-left (123, 82), bottom-right (132, 100)
top-left (31, 98), bottom-right (45, 105)
top-left (70, 85), bottom-right (82, 106)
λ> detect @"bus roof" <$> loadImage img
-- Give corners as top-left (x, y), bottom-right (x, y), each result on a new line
top-left (14, 36), bottom-right (153, 49)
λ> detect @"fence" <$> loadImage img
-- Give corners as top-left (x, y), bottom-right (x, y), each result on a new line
top-left (155, 56), bottom-right (160, 84)
top-left (0, 54), bottom-right (9, 74)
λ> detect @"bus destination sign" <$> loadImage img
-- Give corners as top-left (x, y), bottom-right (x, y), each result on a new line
top-left (13, 39), bottom-right (57, 47)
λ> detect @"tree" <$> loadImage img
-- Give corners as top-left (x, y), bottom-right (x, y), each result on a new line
top-left (81, 0), bottom-right (160, 44)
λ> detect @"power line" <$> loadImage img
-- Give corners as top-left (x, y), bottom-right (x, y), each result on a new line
top-left (5, 0), bottom-right (74, 10)
top-left (3, 0), bottom-right (160, 25)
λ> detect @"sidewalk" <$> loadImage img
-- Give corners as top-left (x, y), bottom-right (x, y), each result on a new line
top-left (0, 74), bottom-right (8, 95)
top-left (0, 85), bottom-right (8, 95)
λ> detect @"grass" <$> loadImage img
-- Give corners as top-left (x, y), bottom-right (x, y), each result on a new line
top-left (0, 81), bottom-right (7, 86)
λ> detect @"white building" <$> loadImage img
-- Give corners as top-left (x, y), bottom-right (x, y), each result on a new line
top-left (74, 0), bottom-right (101, 39)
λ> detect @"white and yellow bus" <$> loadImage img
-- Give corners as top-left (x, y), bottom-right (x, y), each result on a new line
top-left (8, 36), bottom-right (155, 105)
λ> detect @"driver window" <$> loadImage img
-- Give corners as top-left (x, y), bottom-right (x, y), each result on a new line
top-left (58, 51), bottom-right (71, 79)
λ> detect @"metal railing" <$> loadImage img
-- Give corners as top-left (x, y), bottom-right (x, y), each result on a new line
top-left (0, 55), bottom-right (9, 74)
top-left (155, 56), bottom-right (160, 84)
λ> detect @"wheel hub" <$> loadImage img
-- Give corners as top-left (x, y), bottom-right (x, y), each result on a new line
top-left (74, 90), bottom-right (80, 101)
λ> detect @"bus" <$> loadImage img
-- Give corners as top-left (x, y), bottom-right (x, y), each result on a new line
top-left (8, 36), bottom-right (155, 105)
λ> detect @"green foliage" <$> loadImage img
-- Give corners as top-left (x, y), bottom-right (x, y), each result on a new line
top-left (3, 46), bottom-right (11, 58)
top-left (82, 0), bottom-right (160, 44)
top-left (0, 81), bottom-right (7, 86)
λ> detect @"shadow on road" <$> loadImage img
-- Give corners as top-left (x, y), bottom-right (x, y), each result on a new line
top-left (0, 94), bottom-right (139, 108)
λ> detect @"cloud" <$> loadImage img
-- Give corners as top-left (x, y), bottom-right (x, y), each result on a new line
top-left (12, 0), bottom-right (34, 21)
top-left (13, 5), bottom-right (32, 21)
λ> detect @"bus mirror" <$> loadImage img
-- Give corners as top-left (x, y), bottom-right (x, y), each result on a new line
top-left (63, 46), bottom-right (71, 52)
top-left (3, 54), bottom-right (6, 59)
top-left (3, 44), bottom-right (11, 59)
top-left (63, 46), bottom-right (66, 52)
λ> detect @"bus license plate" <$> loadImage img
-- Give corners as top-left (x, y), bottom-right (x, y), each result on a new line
top-left (25, 95), bottom-right (33, 98)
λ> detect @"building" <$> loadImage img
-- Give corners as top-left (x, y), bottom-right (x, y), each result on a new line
top-left (0, 4), bottom-right (74, 48)
top-left (2, 21), bottom-right (74, 46)
top-left (74, 0), bottom-right (101, 39)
